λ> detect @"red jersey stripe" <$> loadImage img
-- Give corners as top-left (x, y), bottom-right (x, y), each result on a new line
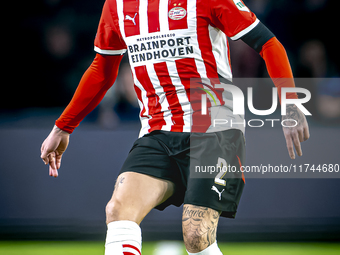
top-left (168, 0), bottom-right (188, 30)
top-left (227, 39), bottom-right (232, 73)
top-left (154, 62), bottom-right (184, 132)
top-left (147, 0), bottom-right (160, 33)
top-left (123, 0), bottom-right (140, 37)
top-left (134, 65), bottom-right (166, 132)
top-left (175, 58), bottom-right (211, 132)
top-left (236, 155), bottom-right (245, 183)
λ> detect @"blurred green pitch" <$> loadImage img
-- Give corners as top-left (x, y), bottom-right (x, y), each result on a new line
top-left (1, 241), bottom-right (340, 255)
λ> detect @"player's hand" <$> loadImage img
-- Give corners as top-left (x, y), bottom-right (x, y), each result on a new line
top-left (40, 125), bottom-right (70, 177)
top-left (282, 105), bottom-right (310, 159)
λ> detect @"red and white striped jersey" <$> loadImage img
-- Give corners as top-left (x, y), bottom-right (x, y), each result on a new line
top-left (94, 0), bottom-right (258, 137)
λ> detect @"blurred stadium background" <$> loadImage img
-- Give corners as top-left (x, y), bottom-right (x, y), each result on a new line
top-left (1, 0), bottom-right (340, 254)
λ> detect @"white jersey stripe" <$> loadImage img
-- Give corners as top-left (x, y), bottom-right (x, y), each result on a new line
top-left (187, 0), bottom-right (218, 112)
top-left (209, 26), bottom-right (232, 80)
top-left (159, 0), bottom-right (169, 32)
top-left (131, 67), bottom-right (151, 137)
top-left (139, 0), bottom-right (148, 35)
top-left (186, 0), bottom-right (197, 30)
top-left (165, 61), bottom-right (192, 132)
top-left (115, 0), bottom-right (126, 39)
top-left (146, 64), bottom-right (173, 131)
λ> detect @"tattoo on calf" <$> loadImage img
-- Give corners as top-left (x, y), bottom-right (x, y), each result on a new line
top-left (182, 205), bottom-right (220, 252)
top-left (183, 206), bottom-right (207, 218)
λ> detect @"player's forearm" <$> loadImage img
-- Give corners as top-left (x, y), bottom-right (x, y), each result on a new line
top-left (259, 37), bottom-right (298, 102)
top-left (55, 53), bottom-right (123, 133)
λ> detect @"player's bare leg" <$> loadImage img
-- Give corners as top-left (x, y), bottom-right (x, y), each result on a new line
top-left (182, 204), bottom-right (223, 254)
top-left (105, 171), bottom-right (174, 255)
top-left (106, 171), bottom-right (174, 224)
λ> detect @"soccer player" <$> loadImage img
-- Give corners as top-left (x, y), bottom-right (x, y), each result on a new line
top-left (40, 0), bottom-right (310, 254)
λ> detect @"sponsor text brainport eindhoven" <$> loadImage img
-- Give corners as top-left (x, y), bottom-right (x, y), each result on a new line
top-left (129, 34), bottom-right (194, 63)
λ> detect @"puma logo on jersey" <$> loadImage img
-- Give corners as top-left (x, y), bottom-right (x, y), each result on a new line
top-left (211, 185), bottom-right (225, 200)
top-left (125, 13), bottom-right (137, 25)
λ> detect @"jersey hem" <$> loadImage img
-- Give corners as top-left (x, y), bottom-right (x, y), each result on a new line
top-left (138, 126), bottom-right (245, 138)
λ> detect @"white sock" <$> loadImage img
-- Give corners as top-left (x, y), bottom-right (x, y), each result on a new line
top-left (105, 220), bottom-right (142, 255)
top-left (187, 241), bottom-right (223, 255)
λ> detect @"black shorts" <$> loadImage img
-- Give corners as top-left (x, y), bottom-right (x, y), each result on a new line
top-left (119, 129), bottom-right (245, 218)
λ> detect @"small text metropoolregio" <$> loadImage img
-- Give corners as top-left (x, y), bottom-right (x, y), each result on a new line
top-left (128, 34), bottom-right (194, 63)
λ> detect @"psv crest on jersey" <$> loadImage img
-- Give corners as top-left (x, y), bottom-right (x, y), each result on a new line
top-left (169, 7), bottom-right (187, 20)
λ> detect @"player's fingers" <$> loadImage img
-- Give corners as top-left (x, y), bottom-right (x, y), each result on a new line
top-left (292, 132), bottom-right (302, 157)
top-left (298, 128), bottom-right (304, 142)
top-left (41, 155), bottom-right (49, 165)
top-left (56, 152), bottom-right (63, 170)
top-left (48, 152), bottom-right (57, 171)
top-left (40, 145), bottom-right (50, 165)
top-left (304, 125), bottom-right (310, 141)
top-left (284, 133), bottom-right (295, 159)
top-left (49, 165), bottom-right (59, 178)
top-left (41, 139), bottom-right (55, 165)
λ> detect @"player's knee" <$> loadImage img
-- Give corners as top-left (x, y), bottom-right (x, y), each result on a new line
top-left (183, 229), bottom-right (206, 253)
top-left (105, 197), bottom-right (123, 224)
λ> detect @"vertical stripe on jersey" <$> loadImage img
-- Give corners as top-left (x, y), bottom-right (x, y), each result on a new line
top-left (134, 85), bottom-right (147, 119)
top-left (134, 65), bottom-right (166, 132)
top-left (139, 0), bottom-right (148, 35)
top-left (154, 62), bottom-right (184, 132)
top-left (116, 0), bottom-right (126, 39)
top-left (159, 0), bottom-right (169, 32)
top-left (227, 39), bottom-right (232, 73)
top-left (195, 1), bottom-right (219, 79)
top-left (175, 58), bottom-right (211, 133)
top-left (131, 67), bottom-right (151, 136)
top-left (236, 155), bottom-right (246, 183)
top-left (147, 0), bottom-right (160, 33)
top-left (186, 0), bottom-right (222, 109)
top-left (123, 0), bottom-right (140, 37)
top-left (165, 61), bottom-right (192, 132)
top-left (146, 64), bottom-right (173, 131)
top-left (168, 0), bottom-right (188, 30)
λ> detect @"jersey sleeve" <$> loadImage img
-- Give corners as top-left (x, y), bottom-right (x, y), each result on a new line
top-left (94, 0), bottom-right (127, 55)
top-left (210, 0), bottom-right (259, 40)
